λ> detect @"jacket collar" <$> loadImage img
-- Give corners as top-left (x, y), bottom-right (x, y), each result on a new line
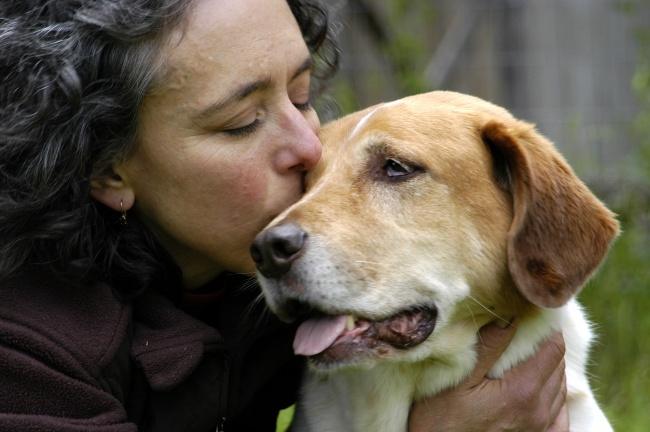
top-left (130, 288), bottom-right (222, 391)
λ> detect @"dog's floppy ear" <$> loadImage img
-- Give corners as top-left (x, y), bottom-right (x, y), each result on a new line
top-left (482, 121), bottom-right (619, 308)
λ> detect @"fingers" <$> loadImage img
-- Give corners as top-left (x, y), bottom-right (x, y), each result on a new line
top-left (543, 359), bottom-right (567, 427)
top-left (518, 337), bottom-right (567, 432)
top-left (465, 320), bottom-right (517, 386)
top-left (546, 403), bottom-right (570, 432)
top-left (504, 331), bottom-right (565, 386)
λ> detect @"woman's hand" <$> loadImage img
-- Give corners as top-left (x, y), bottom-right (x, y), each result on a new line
top-left (408, 322), bottom-right (569, 432)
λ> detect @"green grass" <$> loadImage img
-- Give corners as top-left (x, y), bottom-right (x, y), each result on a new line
top-left (276, 405), bottom-right (294, 432)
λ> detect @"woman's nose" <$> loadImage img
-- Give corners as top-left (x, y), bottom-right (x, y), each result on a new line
top-left (274, 105), bottom-right (322, 173)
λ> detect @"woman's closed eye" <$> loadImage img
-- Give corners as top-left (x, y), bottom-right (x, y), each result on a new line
top-left (222, 119), bottom-right (261, 137)
top-left (293, 99), bottom-right (312, 112)
top-left (220, 94), bottom-right (312, 138)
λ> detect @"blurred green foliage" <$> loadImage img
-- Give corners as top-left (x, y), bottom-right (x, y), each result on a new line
top-left (580, 224), bottom-right (650, 432)
top-left (578, 2), bottom-right (650, 430)
top-left (383, 0), bottom-right (435, 95)
top-left (276, 405), bottom-right (294, 432)
top-left (632, 27), bottom-right (650, 177)
top-left (329, 0), bottom-right (433, 114)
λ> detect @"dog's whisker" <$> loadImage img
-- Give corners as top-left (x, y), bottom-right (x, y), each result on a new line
top-left (243, 291), bottom-right (273, 330)
top-left (246, 291), bottom-right (266, 310)
top-left (464, 303), bottom-right (479, 328)
top-left (220, 275), bottom-right (273, 330)
top-left (467, 294), bottom-right (510, 325)
top-left (464, 303), bottom-right (483, 345)
top-left (354, 260), bottom-right (382, 267)
top-left (241, 279), bottom-right (260, 291)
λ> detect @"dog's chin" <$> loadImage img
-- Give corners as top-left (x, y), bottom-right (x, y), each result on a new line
top-left (291, 304), bottom-right (438, 370)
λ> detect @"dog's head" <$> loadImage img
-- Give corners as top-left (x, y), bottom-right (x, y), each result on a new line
top-left (252, 91), bottom-right (619, 370)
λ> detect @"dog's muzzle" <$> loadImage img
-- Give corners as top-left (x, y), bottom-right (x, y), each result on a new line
top-left (252, 223), bottom-right (438, 367)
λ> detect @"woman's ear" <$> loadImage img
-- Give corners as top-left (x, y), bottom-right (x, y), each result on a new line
top-left (90, 169), bottom-right (135, 212)
top-left (481, 120), bottom-right (619, 308)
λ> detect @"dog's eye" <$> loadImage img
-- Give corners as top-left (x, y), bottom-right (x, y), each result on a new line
top-left (383, 159), bottom-right (416, 178)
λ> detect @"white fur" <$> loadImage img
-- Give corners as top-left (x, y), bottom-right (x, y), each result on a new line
top-left (349, 107), bottom-right (379, 139)
top-left (349, 100), bottom-right (402, 138)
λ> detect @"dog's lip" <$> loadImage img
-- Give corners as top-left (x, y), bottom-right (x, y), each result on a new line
top-left (293, 304), bottom-right (438, 364)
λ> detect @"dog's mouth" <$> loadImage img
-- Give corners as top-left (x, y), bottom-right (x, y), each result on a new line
top-left (292, 304), bottom-right (437, 365)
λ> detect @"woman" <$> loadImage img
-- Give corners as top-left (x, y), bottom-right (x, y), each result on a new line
top-left (0, 0), bottom-right (567, 430)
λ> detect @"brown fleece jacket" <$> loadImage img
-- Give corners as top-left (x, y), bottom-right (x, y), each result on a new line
top-left (0, 271), bottom-right (303, 432)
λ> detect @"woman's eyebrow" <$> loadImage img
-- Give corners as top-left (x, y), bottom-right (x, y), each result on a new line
top-left (194, 56), bottom-right (312, 122)
top-left (195, 78), bottom-right (271, 121)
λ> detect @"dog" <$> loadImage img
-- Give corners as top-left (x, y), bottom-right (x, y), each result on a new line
top-left (251, 91), bottom-right (618, 431)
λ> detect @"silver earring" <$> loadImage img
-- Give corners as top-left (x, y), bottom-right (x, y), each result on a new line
top-left (120, 200), bottom-right (128, 226)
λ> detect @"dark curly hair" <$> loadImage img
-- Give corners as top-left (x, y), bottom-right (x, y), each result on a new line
top-left (0, 0), bottom-right (339, 295)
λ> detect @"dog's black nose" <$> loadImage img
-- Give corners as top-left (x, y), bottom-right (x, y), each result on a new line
top-left (251, 223), bottom-right (307, 279)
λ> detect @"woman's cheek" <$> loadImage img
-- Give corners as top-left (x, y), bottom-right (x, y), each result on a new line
top-left (236, 169), bottom-right (268, 206)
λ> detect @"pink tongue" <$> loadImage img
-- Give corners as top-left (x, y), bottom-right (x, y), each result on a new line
top-left (293, 315), bottom-right (348, 356)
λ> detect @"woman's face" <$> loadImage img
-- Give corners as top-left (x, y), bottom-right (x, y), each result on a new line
top-left (117, 0), bottom-right (321, 287)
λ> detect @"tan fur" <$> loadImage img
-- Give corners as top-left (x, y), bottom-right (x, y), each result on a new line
top-left (287, 92), bottom-right (618, 318)
top-left (258, 91), bottom-right (618, 431)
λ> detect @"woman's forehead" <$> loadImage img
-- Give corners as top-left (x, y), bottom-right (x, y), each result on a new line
top-left (152, 0), bottom-right (306, 97)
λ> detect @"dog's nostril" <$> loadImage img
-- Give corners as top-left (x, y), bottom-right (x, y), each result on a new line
top-left (271, 235), bottom-right (303, 260)
top-left (251, 223), bottom-right (307, 279)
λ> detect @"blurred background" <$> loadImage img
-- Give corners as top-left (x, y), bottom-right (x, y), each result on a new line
top-left (316, 0), bottom-right (650, 430)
